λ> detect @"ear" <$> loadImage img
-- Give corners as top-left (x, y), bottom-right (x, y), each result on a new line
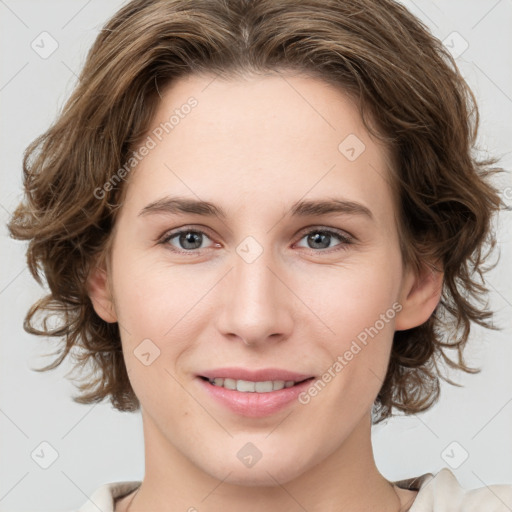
top-left (395, 261), bottom-right (443, 331)
top-left (87, 259), bottom-right (118, 324)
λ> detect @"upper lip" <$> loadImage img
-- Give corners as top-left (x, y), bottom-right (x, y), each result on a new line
top-left (199, 367), bottom-right (314, 382)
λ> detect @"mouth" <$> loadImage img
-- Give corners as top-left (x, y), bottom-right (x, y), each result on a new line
top-left (199, 375), bottom-right (314, 393)
top-left (196, 372), bottom-right (315, 419)
top-left (196, 368), bottom-right (316, 417)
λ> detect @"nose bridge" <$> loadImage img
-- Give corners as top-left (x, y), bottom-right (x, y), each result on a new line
top-left (217, 235), bottom-right (292, 345)
top-left (235, 240), bottom-right (275, 304)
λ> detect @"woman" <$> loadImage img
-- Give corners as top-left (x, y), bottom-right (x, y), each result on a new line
top-left (8, 0), bottom-right (512, 510)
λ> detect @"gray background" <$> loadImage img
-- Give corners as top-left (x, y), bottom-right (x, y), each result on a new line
top-left (1, 1), bottom-right (511, 510)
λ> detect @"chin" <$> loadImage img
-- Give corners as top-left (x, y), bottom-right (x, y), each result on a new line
top-left (214, 464), bottom-right (305, 487)
top-left (197, 447), bottom-right (313, 487)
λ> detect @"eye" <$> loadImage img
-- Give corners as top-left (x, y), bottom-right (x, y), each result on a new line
top-left (159, 228), bottom-right (217, 254)
top-left (158, 226), bottom-right (354, 255)
top-left (295, 228), bottom-right (353, 252)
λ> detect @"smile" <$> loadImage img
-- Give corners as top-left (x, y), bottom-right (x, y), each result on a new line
top-left (202, 377), bottom-right (310, 393)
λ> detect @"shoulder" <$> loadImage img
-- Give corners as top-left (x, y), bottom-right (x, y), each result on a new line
top-left (75, 481), bottom-right (141, 512)
top-left (395, 468), bottom-right (512, 512)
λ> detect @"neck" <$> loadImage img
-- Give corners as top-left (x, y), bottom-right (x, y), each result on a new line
top-left (123, 411), bottom-right (412, 512)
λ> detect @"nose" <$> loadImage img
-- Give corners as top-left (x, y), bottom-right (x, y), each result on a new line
top-left (215, 244), bottom-right (294, 347)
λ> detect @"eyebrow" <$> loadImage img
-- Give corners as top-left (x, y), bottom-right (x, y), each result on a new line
top-left (138, 196), bottom-right (374, 220)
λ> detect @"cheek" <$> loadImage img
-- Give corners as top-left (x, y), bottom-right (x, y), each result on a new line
top-left (316, 260), bottom-right (401, 340)
top-left (309, 262), bottom-right (401, 399)
top-left (111, 247), bottom-right (210, 338)
top-left (110, 252), bottom-right (209, 402)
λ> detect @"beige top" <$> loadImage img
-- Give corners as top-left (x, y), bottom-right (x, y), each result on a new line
top-left (76, 468), bottom-right (512, 511)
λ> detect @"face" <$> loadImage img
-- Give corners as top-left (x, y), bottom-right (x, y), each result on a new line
top-left (90, 72), bottom-right (431, 486)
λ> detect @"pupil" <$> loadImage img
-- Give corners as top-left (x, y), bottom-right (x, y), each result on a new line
top-left (181, 232), bottom-right (201, 249)
top-left (309, 232), bottom-right (329, 249)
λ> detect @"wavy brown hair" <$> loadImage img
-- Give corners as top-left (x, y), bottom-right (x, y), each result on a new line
top-left (8, 0), bottom-right (504, 423)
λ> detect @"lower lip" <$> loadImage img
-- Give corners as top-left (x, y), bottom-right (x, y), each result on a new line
top-left (197, 377), bottom-right (314, 418)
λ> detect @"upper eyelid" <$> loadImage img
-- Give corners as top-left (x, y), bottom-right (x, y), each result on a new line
top-left (160, 224), bottom-right (353, 237)
top-left (159, 225), bottom-right (217, 243)
top-left (159, 225), bottom-right (354, 247)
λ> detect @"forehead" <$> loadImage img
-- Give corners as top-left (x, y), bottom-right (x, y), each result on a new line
top-left (123, 72), bottom-right (396, 230)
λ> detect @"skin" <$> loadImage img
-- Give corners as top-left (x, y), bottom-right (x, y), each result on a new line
top-left (88, 71), bottom-right (443, 512)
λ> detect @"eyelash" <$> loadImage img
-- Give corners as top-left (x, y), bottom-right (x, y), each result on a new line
top-left (158, 226), bottom-right (354, 255)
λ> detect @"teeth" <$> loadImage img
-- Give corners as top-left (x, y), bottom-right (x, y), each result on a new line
top-left (223, 378), bottom-right (236, 390)
top-left (207, 378), bottom-right (298, 393)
